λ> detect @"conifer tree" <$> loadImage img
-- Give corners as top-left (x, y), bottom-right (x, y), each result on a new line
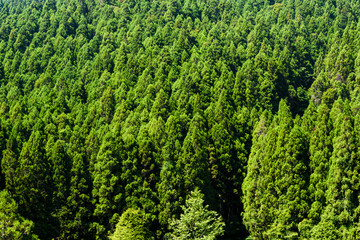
top-left (0, 190), bottom-right (38, 240)
top-left (300, 103), bottom-right (332, 238)
top-left (92, 130), bottom-right (123, 238)
top-left (268, 124), bottom-right (309, 239)
top-left (242, 110), bottom-right (272, 239)
top-left (109, 208), bottom-right (153, 240)
top-left (157, 113), bottom-right (187, 233)
top-left (1, 0), bottom-right (360, 239)
top-left (59, 126), bottom-right (92, 239)
top-left (317, 101), bottom-right (358, 239)
top-left (178, 113), bottom-right (211, 195)
top-left (14, 130), bottom-right (56, 239)
top-left (169, 189), bottom-right (225, 240)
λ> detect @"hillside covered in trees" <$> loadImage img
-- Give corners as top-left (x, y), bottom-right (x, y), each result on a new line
top-left (1, 0), bottom-right (360, 239)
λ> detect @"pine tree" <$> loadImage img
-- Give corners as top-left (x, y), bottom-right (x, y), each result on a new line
top-left (242, 110), bottom-right (272, 239)
top-left (299, 103), bottom-right (332, 238)
top-left (109, 208), bottom-right (153, 240)
top-left (268, 124), bottom-right (309, 239)
top-left (92, 130), bottom-right (123, 239)
top-left (58, 126), bottom-right (92, 239)
top-left (0, 190), bottom-right (38, 240)
top-left (157, 113), bottom-right (187, 234)
top-left (317, 101), bottom-right (358, 239)
top-left (178, 113), bottom-right (211, 195)
top-left (169, 189), bottom-right (225, 240)
top-left (1, 0), bottom-right (360, 238)
top-left (50, 140), bottom-right (71, 216)
top-left (14, 130), bottom-right (56, 239)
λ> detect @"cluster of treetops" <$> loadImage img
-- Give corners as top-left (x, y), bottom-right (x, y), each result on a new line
top-left (0, 0), bottom-right (360, 239)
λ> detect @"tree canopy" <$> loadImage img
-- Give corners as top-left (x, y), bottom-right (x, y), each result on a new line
top-left (0, 0), bottom-right (360, 239)
top-left (169, 189), bottom-right (225, 240)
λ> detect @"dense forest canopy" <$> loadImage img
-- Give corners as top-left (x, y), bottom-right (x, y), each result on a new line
top-left (1, 0), bottom-right (360, 239)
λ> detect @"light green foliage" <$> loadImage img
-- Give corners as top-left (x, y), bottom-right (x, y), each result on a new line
top-left (1, 0), bottom-right (360, 239)
top-left (169, 189), bottom-right (225, 240)
top-left (109, 208), bottom-right (153, 240)
top-left (0, 190), bottom-right (38, 240)
top-left (243, 101), bottom-right (310, 239)
top-left (300, 103), bottom-right (332, 237)
top-left (242, 110), bottom-right (272, 238)
top-left (318, 101), bottom-right (358, 237)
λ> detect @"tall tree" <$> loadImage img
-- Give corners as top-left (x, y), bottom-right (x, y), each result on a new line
top-left (92, 130), bottom-right (123, 239)
top-left (14, 130), bottom-right (56, 239)
top-left (316, 101), bottom-right (359, 239)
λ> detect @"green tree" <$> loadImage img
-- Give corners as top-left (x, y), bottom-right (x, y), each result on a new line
top-left (0, 190), bottom-right (38, 239)
top-left (316, 101), bottom-right (358, 239)
top-left (169, 188), bottom-right (225, 240)
top-left (178, 113), bottom-right (211, 193)
top-left (109, 208), bottom-right (153, 240)
top-left (267, 124), bottom-right (309, 239)
top-left (243, 100), bottom-right (303, 239)
top-left (92, 130), bottom-right (123, 239)
top-left (242, 110), bottom-right (272, 239)
top-left (14, 129), bottom-right (56, 239)
top-left (299, 103), bottom-right (332, 238)
top-left (156, 113), bottom-right (187, 235)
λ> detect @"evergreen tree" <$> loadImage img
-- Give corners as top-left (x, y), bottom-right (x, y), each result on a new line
top-left (0, 190), bottom-right (38, 240)
top-left (178, 113), bottom-right (211, 195)
top-left (267, 124), bottom-right (309, 239)
top-left (317, 101), bottom-right (358, 239)
top-left (14, 130), bottom-right (56, 239)
top-left (0, 0), bottom-right (360, 238)
top-left (242, 110), bottom-right (272, 239)
top-left (109, 208), bottom-right (154, 240)
top-left (169, 189), bottom-right (225, 240)
top-left (92, 130), bottom-right (123, 238)
top-left (59, 126), bottom-right (92, 239)
top-left (300, 103), bottom-right (332, 238)
top-left (157, 113), bottom-right (187, 235)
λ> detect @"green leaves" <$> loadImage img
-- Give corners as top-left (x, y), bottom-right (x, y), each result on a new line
top-left (0, 190), bottom-right (38, 240)
top-left (110, 208), bottom-right (153, 240)
top-left (243, 101), bottom-right (309, 239)
top-left (169, 189), bottom-right (225, 240)
top-left (1, 0), bottom-right (360, 239)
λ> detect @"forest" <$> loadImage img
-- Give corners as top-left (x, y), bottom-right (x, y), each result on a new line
top-left (1, 0), bottom-right (360, 239)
